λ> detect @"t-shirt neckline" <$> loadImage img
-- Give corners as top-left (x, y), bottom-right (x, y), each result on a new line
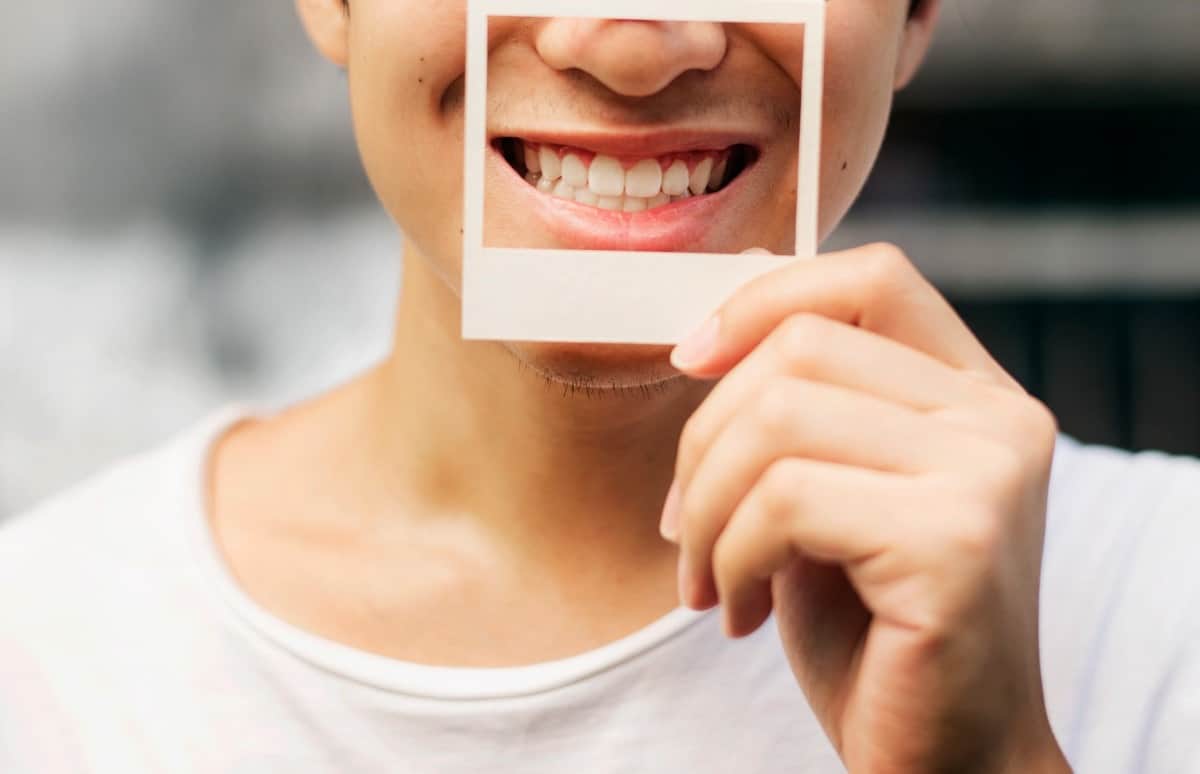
top-left (180, 404), bottom-right (714, 701)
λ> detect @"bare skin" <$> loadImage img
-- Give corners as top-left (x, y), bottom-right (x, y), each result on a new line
top-left (209, 1), bottom-right (1071, 770)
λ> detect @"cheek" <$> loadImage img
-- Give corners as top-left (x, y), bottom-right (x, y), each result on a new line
top-left (751, 11), bottom-right (902, 242)
top-left (816, 15), bottom-right (903, 240)
top-left (347, 4), bottom-right (470, 281)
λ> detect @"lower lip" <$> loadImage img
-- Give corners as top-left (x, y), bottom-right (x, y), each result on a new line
top-left (488, 146), bottom-right (750, 252)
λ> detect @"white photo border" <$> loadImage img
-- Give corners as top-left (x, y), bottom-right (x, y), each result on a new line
top-left (462, 0), bottom-right (826, 343)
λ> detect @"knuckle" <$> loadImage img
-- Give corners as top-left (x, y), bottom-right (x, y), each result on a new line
top-left (859, 242), bottom-right (917, 304)
top-left (1025, 398), bottom-right (1060, 450)
top-left (981, 443), bottom-right (1027, 492)
top-left (985, 392), bottom-right (1059, 468)
top-left (865, 242), bottom-right (912, 281)
top-left (999, 397), bottom-right (1060, 476)
top-left (753, 382), bottom-right (802, 438)
top-left (950, 508), bottom-right (1003, 559)
top-left (711, 532), bottom-right (739, 590)
top-left (759, 459), bottom-right (802, 516)
top-left (773, 314), bottom-right (826, 371)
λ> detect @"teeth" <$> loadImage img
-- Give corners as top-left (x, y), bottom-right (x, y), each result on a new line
top-left (625, 159), bottom-right (663, 198)
top-left (689, 158), bottom-right (714, 196)
top-left (525, 145), bottom-right (541, 175)
top-left (662, 160), bottom-right (690, 196)
top-left (539, 146), bottom-right (562, 182)
top-left (709, 157), bottom-right (727, 192)
top-left (588, 155), bottom-right (626, 197)
top-left (518, 142), bottom-right (740, 212)
top-left (562, 154), bottom-right (588, 188)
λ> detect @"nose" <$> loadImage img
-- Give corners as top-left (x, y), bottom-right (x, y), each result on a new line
top-left (535, 19), bottom-right (727, 98)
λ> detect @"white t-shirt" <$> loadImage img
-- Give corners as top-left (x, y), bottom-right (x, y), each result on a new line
top-left (1, 406), bottom-right (1198, 773)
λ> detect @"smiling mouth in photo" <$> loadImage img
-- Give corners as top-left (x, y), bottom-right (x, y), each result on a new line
top-left (495, 138), bottom-right (759, 213)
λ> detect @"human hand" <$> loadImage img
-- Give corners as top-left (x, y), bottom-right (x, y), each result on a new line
top-left (660, 244), bottom-right (1071, 773)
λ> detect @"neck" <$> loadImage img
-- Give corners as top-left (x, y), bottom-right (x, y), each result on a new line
top-left (361, 242), bottom-right (712, 561)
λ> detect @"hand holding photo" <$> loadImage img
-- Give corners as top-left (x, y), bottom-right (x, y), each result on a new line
top-left (462, 0), bottom-right (826, 344)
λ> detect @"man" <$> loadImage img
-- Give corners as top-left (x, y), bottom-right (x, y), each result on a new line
top-left (2, 1), bottom-right (1197, 771)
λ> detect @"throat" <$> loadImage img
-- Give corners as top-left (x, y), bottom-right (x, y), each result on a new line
top-left (363, 241), bottom-right (716, 574)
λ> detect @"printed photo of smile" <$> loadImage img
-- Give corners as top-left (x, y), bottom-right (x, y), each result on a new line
top-left (3, 2), bottom-right (1198, 773)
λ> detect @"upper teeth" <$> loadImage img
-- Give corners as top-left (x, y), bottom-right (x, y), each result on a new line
top-left (518, 142), bottom-right (733, 212)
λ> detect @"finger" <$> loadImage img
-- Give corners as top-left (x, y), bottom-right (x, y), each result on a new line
top-left (670, 243), bottom-right (1017, 388)
top-left (677, 378), bottom-right (1000, 608)
top-left (673, 312), bottom-right (1009, 494)
top-left (726, 312), bottom-right (983, 411)
top-left (712, 458), bottom-right (910, 636)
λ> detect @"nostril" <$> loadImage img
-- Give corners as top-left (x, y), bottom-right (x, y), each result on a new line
top-left (536, 19), bottom-right (727, 99)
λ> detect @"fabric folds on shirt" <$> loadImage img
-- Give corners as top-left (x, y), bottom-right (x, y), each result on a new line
top-left (1, 406), bottom-right (1199, 773)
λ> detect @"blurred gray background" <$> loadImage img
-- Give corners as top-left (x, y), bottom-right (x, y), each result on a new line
top-left (2, 1), bottom-right (1199, 517)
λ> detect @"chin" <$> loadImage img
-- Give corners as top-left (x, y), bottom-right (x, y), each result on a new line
top-left (501, 340), bottom-right (685, 391)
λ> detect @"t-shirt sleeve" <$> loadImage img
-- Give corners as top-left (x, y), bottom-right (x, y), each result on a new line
top-left (1139, 637), bottom-right (1200, 773)
top-left (1039, 438), bottom-right (1200, 772)
top-left (0, 635), bottom-right (91, 772)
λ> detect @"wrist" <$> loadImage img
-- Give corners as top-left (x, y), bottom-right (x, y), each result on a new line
top-left (1002, 722), bottom-right (1071, 774)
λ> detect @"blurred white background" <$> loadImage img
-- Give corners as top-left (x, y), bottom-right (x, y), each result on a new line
top-left (2, 1), bottom-right (1198, 516)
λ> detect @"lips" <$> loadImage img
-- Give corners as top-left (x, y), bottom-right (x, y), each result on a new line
top-left (488, 134), bottom-right (762, 252)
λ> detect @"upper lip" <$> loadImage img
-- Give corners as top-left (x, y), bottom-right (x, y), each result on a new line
top-left (488, 127), bottom-right (764, 158)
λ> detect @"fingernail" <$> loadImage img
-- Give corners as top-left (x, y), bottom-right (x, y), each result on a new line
top-left (677, 554), bottom-right (693, 608)
top-left (741, 247), bottom-right (772, 255)
top-left (659, 481), bottom-right (681, 542)
top-left (671, 314), bottom-right (720, 371)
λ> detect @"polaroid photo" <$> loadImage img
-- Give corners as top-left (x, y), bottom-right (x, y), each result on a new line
top-left (462, 0), bottom-right (825, 343)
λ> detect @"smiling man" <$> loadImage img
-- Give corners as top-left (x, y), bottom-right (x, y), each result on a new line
top-left (2, 1), bottom-right (1199, 773)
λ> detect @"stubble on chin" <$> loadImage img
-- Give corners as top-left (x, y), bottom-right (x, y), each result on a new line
top-left (501, 341), bottom-right (692, 400)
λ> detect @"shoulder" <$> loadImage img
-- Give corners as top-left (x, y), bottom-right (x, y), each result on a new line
top-left (1044, 433), bottom-right (1200, 612)
top-left (1048, 434), bottom-right (1200, 518)
top-left (1041, 436), bottom-right (1200, 767)
top-left (0, 409), bottom-right (236, 644)
top-left (0, 409), bottom-right (252, 770)
top-left (1042, 435), bottom-right (1200, 632)
top-left (0, 447), bottom-right (170, 593)
top-left (1044, 434), bottom-right (1200, 577)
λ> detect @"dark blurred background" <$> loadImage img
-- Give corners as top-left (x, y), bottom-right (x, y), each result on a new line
top-left (832, 0), bottom-right (1200, 458)
top-left (2, 1), bottom-right (1198, 517)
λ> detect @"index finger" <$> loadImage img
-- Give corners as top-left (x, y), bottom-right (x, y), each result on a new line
top-left (669, 243), bottom-right (1018, 388)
